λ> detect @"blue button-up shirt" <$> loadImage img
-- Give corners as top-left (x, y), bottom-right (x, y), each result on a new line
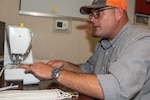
top-left (79, 22), bottom-right (150, 100)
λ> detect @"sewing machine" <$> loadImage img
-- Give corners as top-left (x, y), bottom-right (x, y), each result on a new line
top-left (3, 24), bottom-right (40, 85)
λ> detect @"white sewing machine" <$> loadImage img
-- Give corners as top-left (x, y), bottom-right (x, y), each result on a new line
top-left (3, 24), bottom-right (40, 85)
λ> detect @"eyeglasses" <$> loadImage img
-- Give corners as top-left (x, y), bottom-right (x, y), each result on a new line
top-left (89, 7), bottom-right (115, 19)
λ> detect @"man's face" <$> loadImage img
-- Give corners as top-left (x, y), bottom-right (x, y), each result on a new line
top-left (89, 7), bottom-right (119, 40)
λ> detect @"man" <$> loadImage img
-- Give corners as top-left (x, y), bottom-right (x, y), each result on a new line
top-left (18, 0), bottom-right (150, 100)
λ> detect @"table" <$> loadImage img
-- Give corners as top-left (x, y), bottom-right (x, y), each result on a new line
top-left (0, 72), bottom-right (94, 100)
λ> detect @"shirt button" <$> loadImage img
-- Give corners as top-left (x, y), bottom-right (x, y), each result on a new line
top-left (106, 52), bottom-right (109, 55)
top-left (102, 67), bottom-right (105, 70)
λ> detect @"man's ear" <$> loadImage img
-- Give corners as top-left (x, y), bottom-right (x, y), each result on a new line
top-left (115, 8), bottom-right (124, 22)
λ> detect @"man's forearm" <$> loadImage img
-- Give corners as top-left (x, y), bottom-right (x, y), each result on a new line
top-left (57, 70), bottom-right (104, 99)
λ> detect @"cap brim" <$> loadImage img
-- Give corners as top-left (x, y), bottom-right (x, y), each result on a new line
top-left (80, 5), bottom-right (106, 14)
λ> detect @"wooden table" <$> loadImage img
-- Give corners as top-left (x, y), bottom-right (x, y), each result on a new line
top-left (0, 72), bottom-right (94, 100)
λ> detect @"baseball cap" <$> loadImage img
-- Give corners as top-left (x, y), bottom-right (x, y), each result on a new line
top-left (80, 0), bottom-right (128, 14)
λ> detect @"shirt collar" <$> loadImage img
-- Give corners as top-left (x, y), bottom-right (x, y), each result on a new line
top-left (100, 21), bottom-right (131, 50)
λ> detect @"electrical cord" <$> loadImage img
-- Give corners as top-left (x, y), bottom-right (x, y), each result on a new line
top-left (0, 83), bottom-right (19, 91)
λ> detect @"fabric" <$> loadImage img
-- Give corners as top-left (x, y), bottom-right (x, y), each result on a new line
top-left (79, 22), bottom-right (150, 100)
top-left (80, 0), bottom-right (128, 14)
top-left (0, 89), bottom-right (74, 100)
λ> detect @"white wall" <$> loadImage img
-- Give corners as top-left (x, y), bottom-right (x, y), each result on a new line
top-left (0, 0), bottom-right (135, 64)
top-left (127, 0), bottom-right (135, 24)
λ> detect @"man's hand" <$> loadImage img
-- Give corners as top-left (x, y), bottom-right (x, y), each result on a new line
top-left (47, 60), bottom-right (66, 68)
top-left (18, 62), bottom-right (53, 80)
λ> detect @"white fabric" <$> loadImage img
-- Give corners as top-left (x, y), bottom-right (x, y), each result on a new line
top-left (0, 89), bottom-right (75, 100)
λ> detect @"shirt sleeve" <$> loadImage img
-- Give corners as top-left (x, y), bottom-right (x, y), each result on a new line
top-left (79, 42), bottom-right (101, 73)
top-left (98, 38), bottom-right (150, 100)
